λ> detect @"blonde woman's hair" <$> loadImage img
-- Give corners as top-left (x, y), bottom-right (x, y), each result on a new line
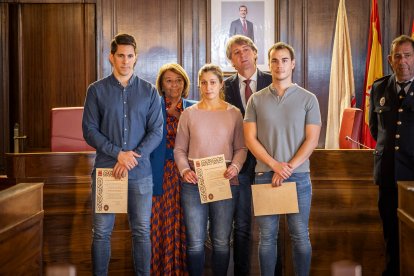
top-left (156, 63), bottom-right (190, 98)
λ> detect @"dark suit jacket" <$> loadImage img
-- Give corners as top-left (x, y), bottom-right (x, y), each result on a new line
top-left (369, 74), bottom-right (414, 186)
top-left (229, 19), bottom-right (254, 42)
top-left (224, 69), bottom-right (272, 174)
top-left (150, 97), bottom-right (197, 195)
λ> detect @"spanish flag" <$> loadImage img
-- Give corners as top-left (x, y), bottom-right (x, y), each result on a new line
top-left (411, 19), bottom-right (414, 38)
top-left (361, 0), bottom-right (382, 149)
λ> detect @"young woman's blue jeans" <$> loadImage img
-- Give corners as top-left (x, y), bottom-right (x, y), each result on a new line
top-left (255, 172), bottom-right (312, 276)
top-left (180, 182), bottom-right (239, 276)
top-left (91, 173), bottom-right (153, 276)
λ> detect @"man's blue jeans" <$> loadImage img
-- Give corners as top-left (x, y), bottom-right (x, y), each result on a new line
top-left (255, 172), bottom-right (312, 276)
top-left (91, 172), bottom-right (153, 276)
top-left (181, 182), bottom-right (239, 276)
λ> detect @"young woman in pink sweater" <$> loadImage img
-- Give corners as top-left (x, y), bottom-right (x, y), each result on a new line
top-left (174, 64), bottom-right (247, 276)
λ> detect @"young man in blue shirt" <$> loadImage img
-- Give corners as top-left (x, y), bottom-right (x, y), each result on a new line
top-left (82, 33), bottom-right (163, 276)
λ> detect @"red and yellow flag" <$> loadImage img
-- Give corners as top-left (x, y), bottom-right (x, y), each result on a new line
top-left (411, 19), bottom-right (414, 38)
top-left (361, 0), bottom-right (383, 149)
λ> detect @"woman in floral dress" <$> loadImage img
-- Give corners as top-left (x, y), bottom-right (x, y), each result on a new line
top-left (150, 63), bottom-right (196, 275)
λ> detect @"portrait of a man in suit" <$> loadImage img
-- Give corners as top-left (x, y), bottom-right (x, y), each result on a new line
top-left (210, 0), bottom-right (271, 70)
top-left (229, 5), bottom-right (254, 42)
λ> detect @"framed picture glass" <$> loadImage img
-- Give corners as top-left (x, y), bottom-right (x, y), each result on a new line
top-left (210, 0), bottom-right (275, 72)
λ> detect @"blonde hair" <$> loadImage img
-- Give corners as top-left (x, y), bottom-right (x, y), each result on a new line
top-left (156, 63), bottom-right (190, 98)
top-left (225, 35), bottom-right (258, 61)
top-left (198, 64), bottom-right (225, 100)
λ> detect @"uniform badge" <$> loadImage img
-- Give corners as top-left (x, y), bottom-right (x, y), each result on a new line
top-left (380, 97), bottom-right (385, 106)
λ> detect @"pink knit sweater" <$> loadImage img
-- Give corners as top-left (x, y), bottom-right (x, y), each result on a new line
top-left (174, 103), bottom-right (247, 175)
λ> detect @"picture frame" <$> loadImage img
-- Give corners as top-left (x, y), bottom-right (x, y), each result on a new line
top-left (209, 0), bottom-right (275, 72)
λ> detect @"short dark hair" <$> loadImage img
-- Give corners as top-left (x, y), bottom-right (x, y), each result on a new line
top-left (390, 35), bottom-right (414, 55)
top-left (239, 5), bottom-right (247, 11)
top-left (268, 42), bottom-right (295, 61)
top-left (110, 33), bottom-right (137, 55)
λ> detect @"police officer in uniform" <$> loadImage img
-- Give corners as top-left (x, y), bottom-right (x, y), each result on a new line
top-left (369, 34), bottom-right (414, 276)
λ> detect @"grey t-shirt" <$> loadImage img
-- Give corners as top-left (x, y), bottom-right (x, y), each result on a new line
top-left (244, 84), bottom-right (321, 173)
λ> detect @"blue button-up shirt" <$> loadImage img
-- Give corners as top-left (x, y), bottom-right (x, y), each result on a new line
top-left (82, 74), bottom-right (163, 180)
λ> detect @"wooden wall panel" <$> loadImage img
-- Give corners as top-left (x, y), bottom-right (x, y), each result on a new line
top-left (97, 0), bottom-right (206, 99)
top-left (307, 150), bottom-right (384, 276)
top-left (1, 0), bottom-right (414, 167)
top-left (99, 0), bottom-right (179, 85)
top-left (401, 0), bottom-right (414, 36)
top-left (278, 0), bottom-right (414, 147)
top-left (10, 3), bottom-right (96, 152)
top-left (0, 3), bottom-right (8, 172)
top-left (280, 0), bottom-right (373, 147)
top-left (305, 0), bottom-right (337, 147)
top-left (182, 0), bottom-right (207, 100)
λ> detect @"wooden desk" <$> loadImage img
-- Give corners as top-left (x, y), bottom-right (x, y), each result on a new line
top-left (398, 181), bottom-right (414, 275)
top-left (307, 149), bottom-right (383, 275)
top-left (0, 182), bottom-right (44, 275)
top-left (5, 150), bottom-right (384, 276)
top-left (5, 152), bottom-right (133, 275)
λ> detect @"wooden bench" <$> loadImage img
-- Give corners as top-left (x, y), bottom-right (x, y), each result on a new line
top-left (0, 182), bottom-right (44, 275)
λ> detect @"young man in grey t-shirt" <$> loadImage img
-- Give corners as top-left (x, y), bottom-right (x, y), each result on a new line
top-left (244, 42), bottom-right (321, 276)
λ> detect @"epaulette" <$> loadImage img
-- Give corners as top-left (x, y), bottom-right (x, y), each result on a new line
top-left (372, 75), bottom-right (390, 85)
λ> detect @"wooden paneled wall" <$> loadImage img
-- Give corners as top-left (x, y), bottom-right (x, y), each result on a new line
top-left (278, 0), bottom-right (414, 146)
top-left (1, 3), bottom-right (9, 174)
top-left (96, 0), bottom-right (207, 100)
top-left (8, 3), bottom-right (96, 153)
top-left (0, 0), bottom-right (413, 169)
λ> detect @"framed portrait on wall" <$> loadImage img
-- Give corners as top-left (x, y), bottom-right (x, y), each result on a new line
top-left (210, 0), bottom-right (275, 72)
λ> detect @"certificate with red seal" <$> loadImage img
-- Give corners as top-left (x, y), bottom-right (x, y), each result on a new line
top-left (193, 154), bottom-right (232, 204)
top-left (95, 168), bottom-right (128, 213)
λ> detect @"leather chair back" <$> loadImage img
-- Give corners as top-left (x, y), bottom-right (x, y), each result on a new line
top-left (339, 108), bottom-right (363, 149)
top-left (50, 107), bottom-right (95, 152)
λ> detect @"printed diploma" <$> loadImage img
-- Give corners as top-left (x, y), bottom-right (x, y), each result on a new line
top-left (95, 168), bottom-right (128, 213)
top-left (194, 154), bottom-right (232, 203)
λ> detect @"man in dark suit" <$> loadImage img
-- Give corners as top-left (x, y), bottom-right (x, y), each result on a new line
top-left (229, 5), bottom-right (254, 42)
top-left (224, 35), bottom-right (272, 275)
top-left (369, 34), bottom-right (414, 276)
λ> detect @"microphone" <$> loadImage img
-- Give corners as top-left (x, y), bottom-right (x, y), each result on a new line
top-left (345, 136), bottom-right (372, 149)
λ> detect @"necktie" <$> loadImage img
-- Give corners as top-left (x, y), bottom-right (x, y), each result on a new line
top-left (244, 79), bottom-right (252, 104)
top-left (242, 20), bottom-right (247, 34)
top-left (397, 81), bottom-right (411, 105)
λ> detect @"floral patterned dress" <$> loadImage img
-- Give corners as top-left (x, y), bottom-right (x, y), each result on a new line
top-left (150, 98), bottom-right (187, 276)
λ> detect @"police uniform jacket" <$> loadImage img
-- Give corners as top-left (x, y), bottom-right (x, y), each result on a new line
top-left (369, 74), bottom-right (414, 186)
